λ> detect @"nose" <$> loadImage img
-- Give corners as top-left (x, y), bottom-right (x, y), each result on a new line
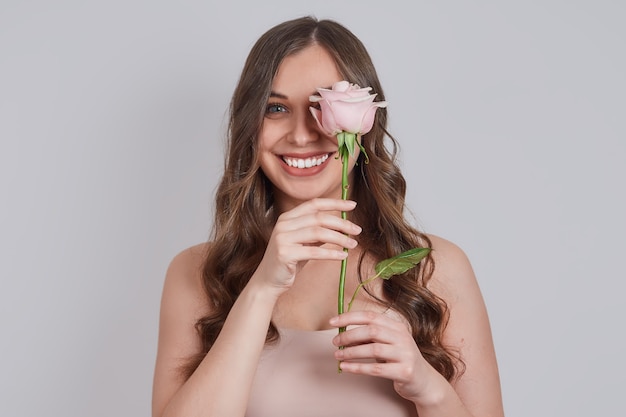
top-left (288, 108), bottom-right (320, 146)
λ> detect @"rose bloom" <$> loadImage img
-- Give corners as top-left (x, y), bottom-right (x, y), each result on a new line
top-left (309, 80), bottom-right (387, 136)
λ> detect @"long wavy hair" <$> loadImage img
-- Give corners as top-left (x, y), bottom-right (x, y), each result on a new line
top-left (183, 16), bottom-right (461, 381)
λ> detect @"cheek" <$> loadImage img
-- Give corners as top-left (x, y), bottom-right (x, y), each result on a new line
top-left (257, 135), bottom-right (279, 174)
top-left (259, 119), bottom-right (288, 148)
top-left (257, 122), bottom-right (271, 149)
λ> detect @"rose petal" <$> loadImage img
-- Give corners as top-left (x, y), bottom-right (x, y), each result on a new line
top-left (310, 80), bottom-right (387, 136)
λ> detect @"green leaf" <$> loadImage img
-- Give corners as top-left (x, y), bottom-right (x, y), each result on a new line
top-left (344, 132), bottom-right (356, 156)
top-left (337, 132), bottom-right (345, 149)
top-left (356, 137), bottom-right (369, 164)
top-left (374, 247), bottom-right (431, 280)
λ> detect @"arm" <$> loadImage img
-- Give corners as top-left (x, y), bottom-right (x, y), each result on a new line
top-left (331, 234), bottom-right (504, 417)
top-left (152, 198), bottom-right (362, 417)
top-left (415, 234), bottom-right (504, 416)
top-left (151, 244), bottom-right (281, 417)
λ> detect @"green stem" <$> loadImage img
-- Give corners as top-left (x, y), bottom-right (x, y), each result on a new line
top-left (346, 271), bottom-right (382, 313)
top-left (338, 146), bottom-right (350, 323)
top-left (337, 145), bottom-right (350, 373)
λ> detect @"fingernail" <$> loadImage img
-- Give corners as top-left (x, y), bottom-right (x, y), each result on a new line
top-left (329, 316), bottom-right (338, 325)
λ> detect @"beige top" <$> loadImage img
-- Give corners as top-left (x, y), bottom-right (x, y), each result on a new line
top-left (246, 327), bottom-right (418, 417)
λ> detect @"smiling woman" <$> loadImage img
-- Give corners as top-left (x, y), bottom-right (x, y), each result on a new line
top-left (152, 16), bottom-right (504, 417)
top-left (258, 44), bottom-right (351, 210)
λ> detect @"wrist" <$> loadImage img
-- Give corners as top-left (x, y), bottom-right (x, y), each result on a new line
top-left (243, 275), bottom-right (284, 305)
top-left (222, 280), bottom-right (280, 334)
top-left (410, 366), bottom-right (450, 409)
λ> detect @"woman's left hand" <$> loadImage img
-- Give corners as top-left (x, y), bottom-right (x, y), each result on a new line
top-left (330, 310), bottom-right (441, 403)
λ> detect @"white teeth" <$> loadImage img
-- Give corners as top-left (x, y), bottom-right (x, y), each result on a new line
top-left (283, 154), bottom-right (329, 169)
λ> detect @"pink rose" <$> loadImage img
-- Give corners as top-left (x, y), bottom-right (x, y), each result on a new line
top-left (309, 80), bottom-right (388, 136)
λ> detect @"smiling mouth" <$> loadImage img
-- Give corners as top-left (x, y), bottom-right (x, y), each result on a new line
top-left (282, 153), bottom-right (330, 169)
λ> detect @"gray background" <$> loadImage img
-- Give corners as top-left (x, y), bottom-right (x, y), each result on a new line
top-left (1, 1), bottom-right (624, 416)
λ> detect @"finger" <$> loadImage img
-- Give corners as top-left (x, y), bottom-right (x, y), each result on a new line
top-left (334, 342), bottom-right (397, 363)
top-left (338, 361), bottom-right (410, 380)
top-left (275, 244), bottom-right (349, 265)
top-left (276, 212), bottom-right (362, 237)
top-left (284, 226), bottom-right (359, 249)
top-left (330, 310), bottom-right (406, 330)
top-left (332, 323), bottom-right (399, 348)
top-left (280, 198), bottom-right (357, 220)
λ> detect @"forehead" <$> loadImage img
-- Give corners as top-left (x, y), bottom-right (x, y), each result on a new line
top-left (272, 45), bottom-right (342, 96)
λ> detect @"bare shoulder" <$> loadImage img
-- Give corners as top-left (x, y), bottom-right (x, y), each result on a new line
top-left (424, 232), bottom-right (490, 356)
top-left (160, 242), bottom-right (211, 328)
top-left (425, 234), bottom-right (504, 415)
top-left (425, 234), bottom-right (477, 301)
top-left (153, 243), bottom-right (211, 415)
top-left (160, 242), bottom-right (213, 320)
top-left (427, 233), bottom-right (471, 263)
top-left (166, 243), bottom-right (208, 284)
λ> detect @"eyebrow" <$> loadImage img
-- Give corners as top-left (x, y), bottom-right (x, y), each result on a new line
top-left (269, 86), bottom-right (332, 100)
top-left (269, 91), bottom-right (288, 99)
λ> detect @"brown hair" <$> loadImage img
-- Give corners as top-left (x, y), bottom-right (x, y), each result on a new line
top-left (184, 16), bottom-right (460, 381)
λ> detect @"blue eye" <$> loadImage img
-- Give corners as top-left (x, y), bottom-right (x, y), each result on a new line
top-left (266, 103), bottom-right (287, 114)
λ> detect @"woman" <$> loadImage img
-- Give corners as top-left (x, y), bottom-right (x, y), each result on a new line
top-left (152, 16), bottom-right (504, 417)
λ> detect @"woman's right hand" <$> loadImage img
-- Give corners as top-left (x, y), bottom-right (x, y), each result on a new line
top-left (250, 198), bottom-right (362, 296)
